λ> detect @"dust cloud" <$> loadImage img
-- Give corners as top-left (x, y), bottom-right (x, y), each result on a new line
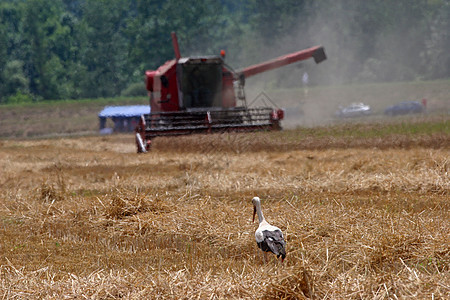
top-left (237, 2), bottom-right (449, 128)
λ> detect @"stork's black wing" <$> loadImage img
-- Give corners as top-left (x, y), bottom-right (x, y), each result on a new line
top-left (258, 229), bottom-right (286, 260)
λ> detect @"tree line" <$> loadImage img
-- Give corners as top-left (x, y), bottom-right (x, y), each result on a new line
top-left (0, 0), bottom-right (448, 103)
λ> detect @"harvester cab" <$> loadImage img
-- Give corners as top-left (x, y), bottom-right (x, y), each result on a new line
top-left (178, 57), bottom-right (223, 108)
top-left (145, 33), bottom-right (237, 113)
top-left (135, 32), bottom-right (326, 152)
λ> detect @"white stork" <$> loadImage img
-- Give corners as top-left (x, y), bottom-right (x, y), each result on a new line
top-left (252, 196), bottom-right (286, 262)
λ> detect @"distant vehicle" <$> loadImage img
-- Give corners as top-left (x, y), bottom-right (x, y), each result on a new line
top-left (384, 101), bottom-right (424, 116)
top-left (335, 102), bottom-right (372, 118)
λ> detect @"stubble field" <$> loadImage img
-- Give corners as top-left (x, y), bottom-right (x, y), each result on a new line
top-left (0, 120), bottom-right (449, 299)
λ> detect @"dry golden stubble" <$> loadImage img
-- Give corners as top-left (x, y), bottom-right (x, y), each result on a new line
top-left (0, 133), bottom-right (449, 299)
top-left (1, 189), bottom-right (448, 298)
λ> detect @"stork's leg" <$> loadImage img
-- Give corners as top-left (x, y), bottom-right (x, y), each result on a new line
top-left (256, 248), bottom-right (262, 264)
top-left (256, 249), bottom-right (266, 264)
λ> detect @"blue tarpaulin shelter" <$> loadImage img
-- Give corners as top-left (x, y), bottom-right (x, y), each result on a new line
top-left (98, 105), bottom-right (150, 118)
top-left (98, 105), bottom-right (150, 134)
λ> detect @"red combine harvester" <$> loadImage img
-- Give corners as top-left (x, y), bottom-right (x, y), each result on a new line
top-left (135, 32), bottom-right (326, 152)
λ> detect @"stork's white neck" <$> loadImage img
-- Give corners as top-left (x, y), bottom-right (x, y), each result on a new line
top-left (254, 201), bottom-right (265, 224)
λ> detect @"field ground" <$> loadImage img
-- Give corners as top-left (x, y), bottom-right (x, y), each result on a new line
top-left (0, 81), bottom-right (449, 298)
top-left (0, 121), bottom-right (449, 298)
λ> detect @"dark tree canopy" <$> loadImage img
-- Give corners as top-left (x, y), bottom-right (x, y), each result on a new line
top-left (0, 0), bottom-right (448, 103)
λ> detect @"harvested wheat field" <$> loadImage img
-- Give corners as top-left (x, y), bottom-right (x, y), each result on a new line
top-left (0, 121), bottom-right (449, 299)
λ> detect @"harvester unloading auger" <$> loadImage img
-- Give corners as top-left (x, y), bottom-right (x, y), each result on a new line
top-left (135, 32), bottom-right (326, 152)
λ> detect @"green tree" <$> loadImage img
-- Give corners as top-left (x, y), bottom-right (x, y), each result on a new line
top-left (21, 0), bottom-right (70, 99)
top-left (123, 0), bottom-right (167, 78)
top-left (1, 0), bottom-right (448, 102)
top-left (1, 60), bottom-right (29, 95)
top-left (78, 0), bottom-right (131, 98)
top-left (161, 0), bottom-right (225, 55)
top-left (0, 24), bottom-right (6, 103)
top-left (125, 0), bottom-right (229, 75)
top-left (0, 2), bottom-right (24, 102)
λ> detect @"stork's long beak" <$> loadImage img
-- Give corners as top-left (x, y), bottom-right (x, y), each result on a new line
top-left (252, 205), bottom-right (256, 222)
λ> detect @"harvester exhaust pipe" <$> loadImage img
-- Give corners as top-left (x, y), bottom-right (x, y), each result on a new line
top-left (171, 32), bottom-right (181, 60)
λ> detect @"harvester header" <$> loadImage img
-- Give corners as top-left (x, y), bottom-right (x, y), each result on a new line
top-left (135, 32), bottom-right (326, 152)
